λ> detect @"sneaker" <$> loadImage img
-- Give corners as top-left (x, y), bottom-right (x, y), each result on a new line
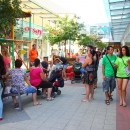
top-left (47, 97), bottom-right (54, 101)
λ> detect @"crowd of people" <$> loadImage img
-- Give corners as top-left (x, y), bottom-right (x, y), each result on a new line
top-left (0, 43), bottom-right (130, 122)
top-left (0, 44), bottom-right (69, 121)
top-left (81, 45), bottom-right (130, 108)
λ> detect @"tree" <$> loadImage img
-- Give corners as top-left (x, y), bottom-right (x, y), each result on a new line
top-left (44, 25), bottom-right (61, 46)
top-left (78, 34), bottom-right (94, 47)
top-left (44, 15), bottom-right (85, 56)
top-left (0, 0), bottom-right (24, 37)
top-left (96, 41), bottom-right (107, 50)
top-left (77, 34), bottom-right (107, 50)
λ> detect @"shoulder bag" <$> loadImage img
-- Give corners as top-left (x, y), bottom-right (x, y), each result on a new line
top-left (121, 58), bottom-right (130, 76)
top-left (106, 54), bottom-right (117, 77)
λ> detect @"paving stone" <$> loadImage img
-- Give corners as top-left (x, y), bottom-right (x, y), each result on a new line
top-left (104, 124), bottom-right (116, 130)
top-left (0, 61), bottom-right (116, 130)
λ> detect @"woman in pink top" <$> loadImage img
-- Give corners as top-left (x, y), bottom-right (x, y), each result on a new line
top-left (1, 48), bottom-right (11, 71)
top-left (30, 58), bottom-right (54, 101)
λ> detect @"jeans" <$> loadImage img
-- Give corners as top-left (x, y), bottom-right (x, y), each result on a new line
top-left (102, 76), bottom-right (116, 92)
top-left (0, 82), bottom-right (3, 118)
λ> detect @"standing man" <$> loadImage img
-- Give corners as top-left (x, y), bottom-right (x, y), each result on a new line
top-left (102, 46), bottom-right (116, 105)
top-left (29, 44), bottom-right (38, 66)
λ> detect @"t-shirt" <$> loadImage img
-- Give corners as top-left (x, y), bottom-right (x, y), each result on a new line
top-left (41, 61), bottom-right (48, 69)
top-left (115, 56), bottom-right (130, 77)
top-left (102, 54), bottom-right (116, 77)
top-left (9, 68), bottom-right (27, 94)
top-left (30, 67), bottom-right (43, 87)
top-left (29, 49), bottom-right (38, 62)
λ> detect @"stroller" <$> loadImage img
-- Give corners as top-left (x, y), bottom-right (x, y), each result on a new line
top-left (48, 67), bottom-right (64, 98)
top-left (71, 62), bottom-right (82, 84)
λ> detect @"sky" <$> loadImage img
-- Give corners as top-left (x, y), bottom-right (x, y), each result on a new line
top-left (49, 0), bottom-right (108, 25)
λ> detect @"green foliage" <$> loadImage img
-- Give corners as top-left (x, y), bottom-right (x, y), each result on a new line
top-left (44, 15), bottom-right (84, 45)
top-left (78, 34), bottom-right (107, 49)
top-left (78, 34), bottom-right (94, 47)
top-left (0, 0), bottom-right (24, 37)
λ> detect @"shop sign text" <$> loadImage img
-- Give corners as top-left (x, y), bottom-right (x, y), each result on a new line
top-left (23, 27), bottom-right (42, 38)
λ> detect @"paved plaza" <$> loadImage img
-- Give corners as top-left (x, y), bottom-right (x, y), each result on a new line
top-left (0, 62), bottom-right (118, 130)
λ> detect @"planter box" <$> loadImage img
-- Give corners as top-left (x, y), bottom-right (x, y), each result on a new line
top-left (66, 58), bottom-right (76, 65)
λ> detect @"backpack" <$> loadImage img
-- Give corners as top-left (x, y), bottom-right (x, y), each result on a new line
top-left (73, 62), bottom-right (82, 73)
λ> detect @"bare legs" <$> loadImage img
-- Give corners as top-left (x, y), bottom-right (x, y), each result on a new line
top-left (12, 93), bottom-right (40, 106)
top-left (85, 84), bottom-right (90, 101)
top-left (62, 68), bottom-right (67, 80)
top-left (43, 88), bottom-right (53, 98)
top-left (82, 84), bottom-right (94, 102)
top-left (117, 78), bottom-right (129, 106)
top-left (90, 85), bottom-right (94, 100)
top-left (94, 78), bottom-right (98, 88)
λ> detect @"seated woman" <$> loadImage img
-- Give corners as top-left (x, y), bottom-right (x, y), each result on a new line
top-left (6, 59), bottom-right (41, 108)
top-left (30, 58), bottom-right (54, 101)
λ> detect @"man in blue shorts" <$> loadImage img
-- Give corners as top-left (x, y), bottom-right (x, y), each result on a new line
top-left (102, 46), bottom-right (116, 105)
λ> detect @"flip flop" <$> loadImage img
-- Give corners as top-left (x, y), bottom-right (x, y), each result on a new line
top-left (81, 99), bottom-right (89, 102)
top-left (33, 102), bottom-right (42, 106)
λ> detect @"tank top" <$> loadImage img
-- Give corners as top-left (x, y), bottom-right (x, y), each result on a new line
top-left (84, 59), bottom-right (94, 73)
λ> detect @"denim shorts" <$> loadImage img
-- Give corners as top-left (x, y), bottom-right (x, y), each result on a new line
top-left (26, 86), bottom-right (37, 94)
top-left (64, 63), bottom-right (69, 69)
top-left (102, 76), bottom-right (116, 92)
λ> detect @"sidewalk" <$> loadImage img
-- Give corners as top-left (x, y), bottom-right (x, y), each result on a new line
top-left (0, 62), bottom-right (116, 130)
top-left (116, 81), bottom-right (130, 130)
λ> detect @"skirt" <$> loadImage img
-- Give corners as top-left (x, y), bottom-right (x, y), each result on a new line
top-left (83, 71), bottom-right (94, 85)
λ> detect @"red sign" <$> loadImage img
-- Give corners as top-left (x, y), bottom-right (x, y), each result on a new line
top-left (23, 27), bottom-right (42, 38)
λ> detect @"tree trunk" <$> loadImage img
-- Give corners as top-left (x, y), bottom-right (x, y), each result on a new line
top-left (65, 40), bottom-right (66, 57)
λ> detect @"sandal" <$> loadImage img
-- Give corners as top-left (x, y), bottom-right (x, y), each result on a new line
top-left (81, 99), bottom-right (89, 102)
top-left (105, 100), bottom-right (110, 105)
top-left (119, 102), bottom-right (123, 106)
top-left (33, 102), bottom-right (42, 106)
top-left (14, 103), bottom-right (19, 108)
top-left (47, 97), bottom-right (54, 101)
top-left (123, 103), bottom-right (127, 107)
top-left (109, 95), bottom-right (113, 101)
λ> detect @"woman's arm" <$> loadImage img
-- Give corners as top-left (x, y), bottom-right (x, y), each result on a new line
top-left (54, 58), bottom-right (63, 64)
top-left (127, 60), bottom-right (130, 70)
top-left (40, 72), bottom-right (46, 81)
top-left (82, 58), bottom-right (89, 68)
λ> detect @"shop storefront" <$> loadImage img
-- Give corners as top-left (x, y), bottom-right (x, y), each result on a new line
top-left (14, 20), bottom-right (47, 64)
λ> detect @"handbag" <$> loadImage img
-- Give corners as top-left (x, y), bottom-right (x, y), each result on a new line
top-left (106, 54), bottom-right (117, 77)
top-left (121, 58), bottom-right (130, 76)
